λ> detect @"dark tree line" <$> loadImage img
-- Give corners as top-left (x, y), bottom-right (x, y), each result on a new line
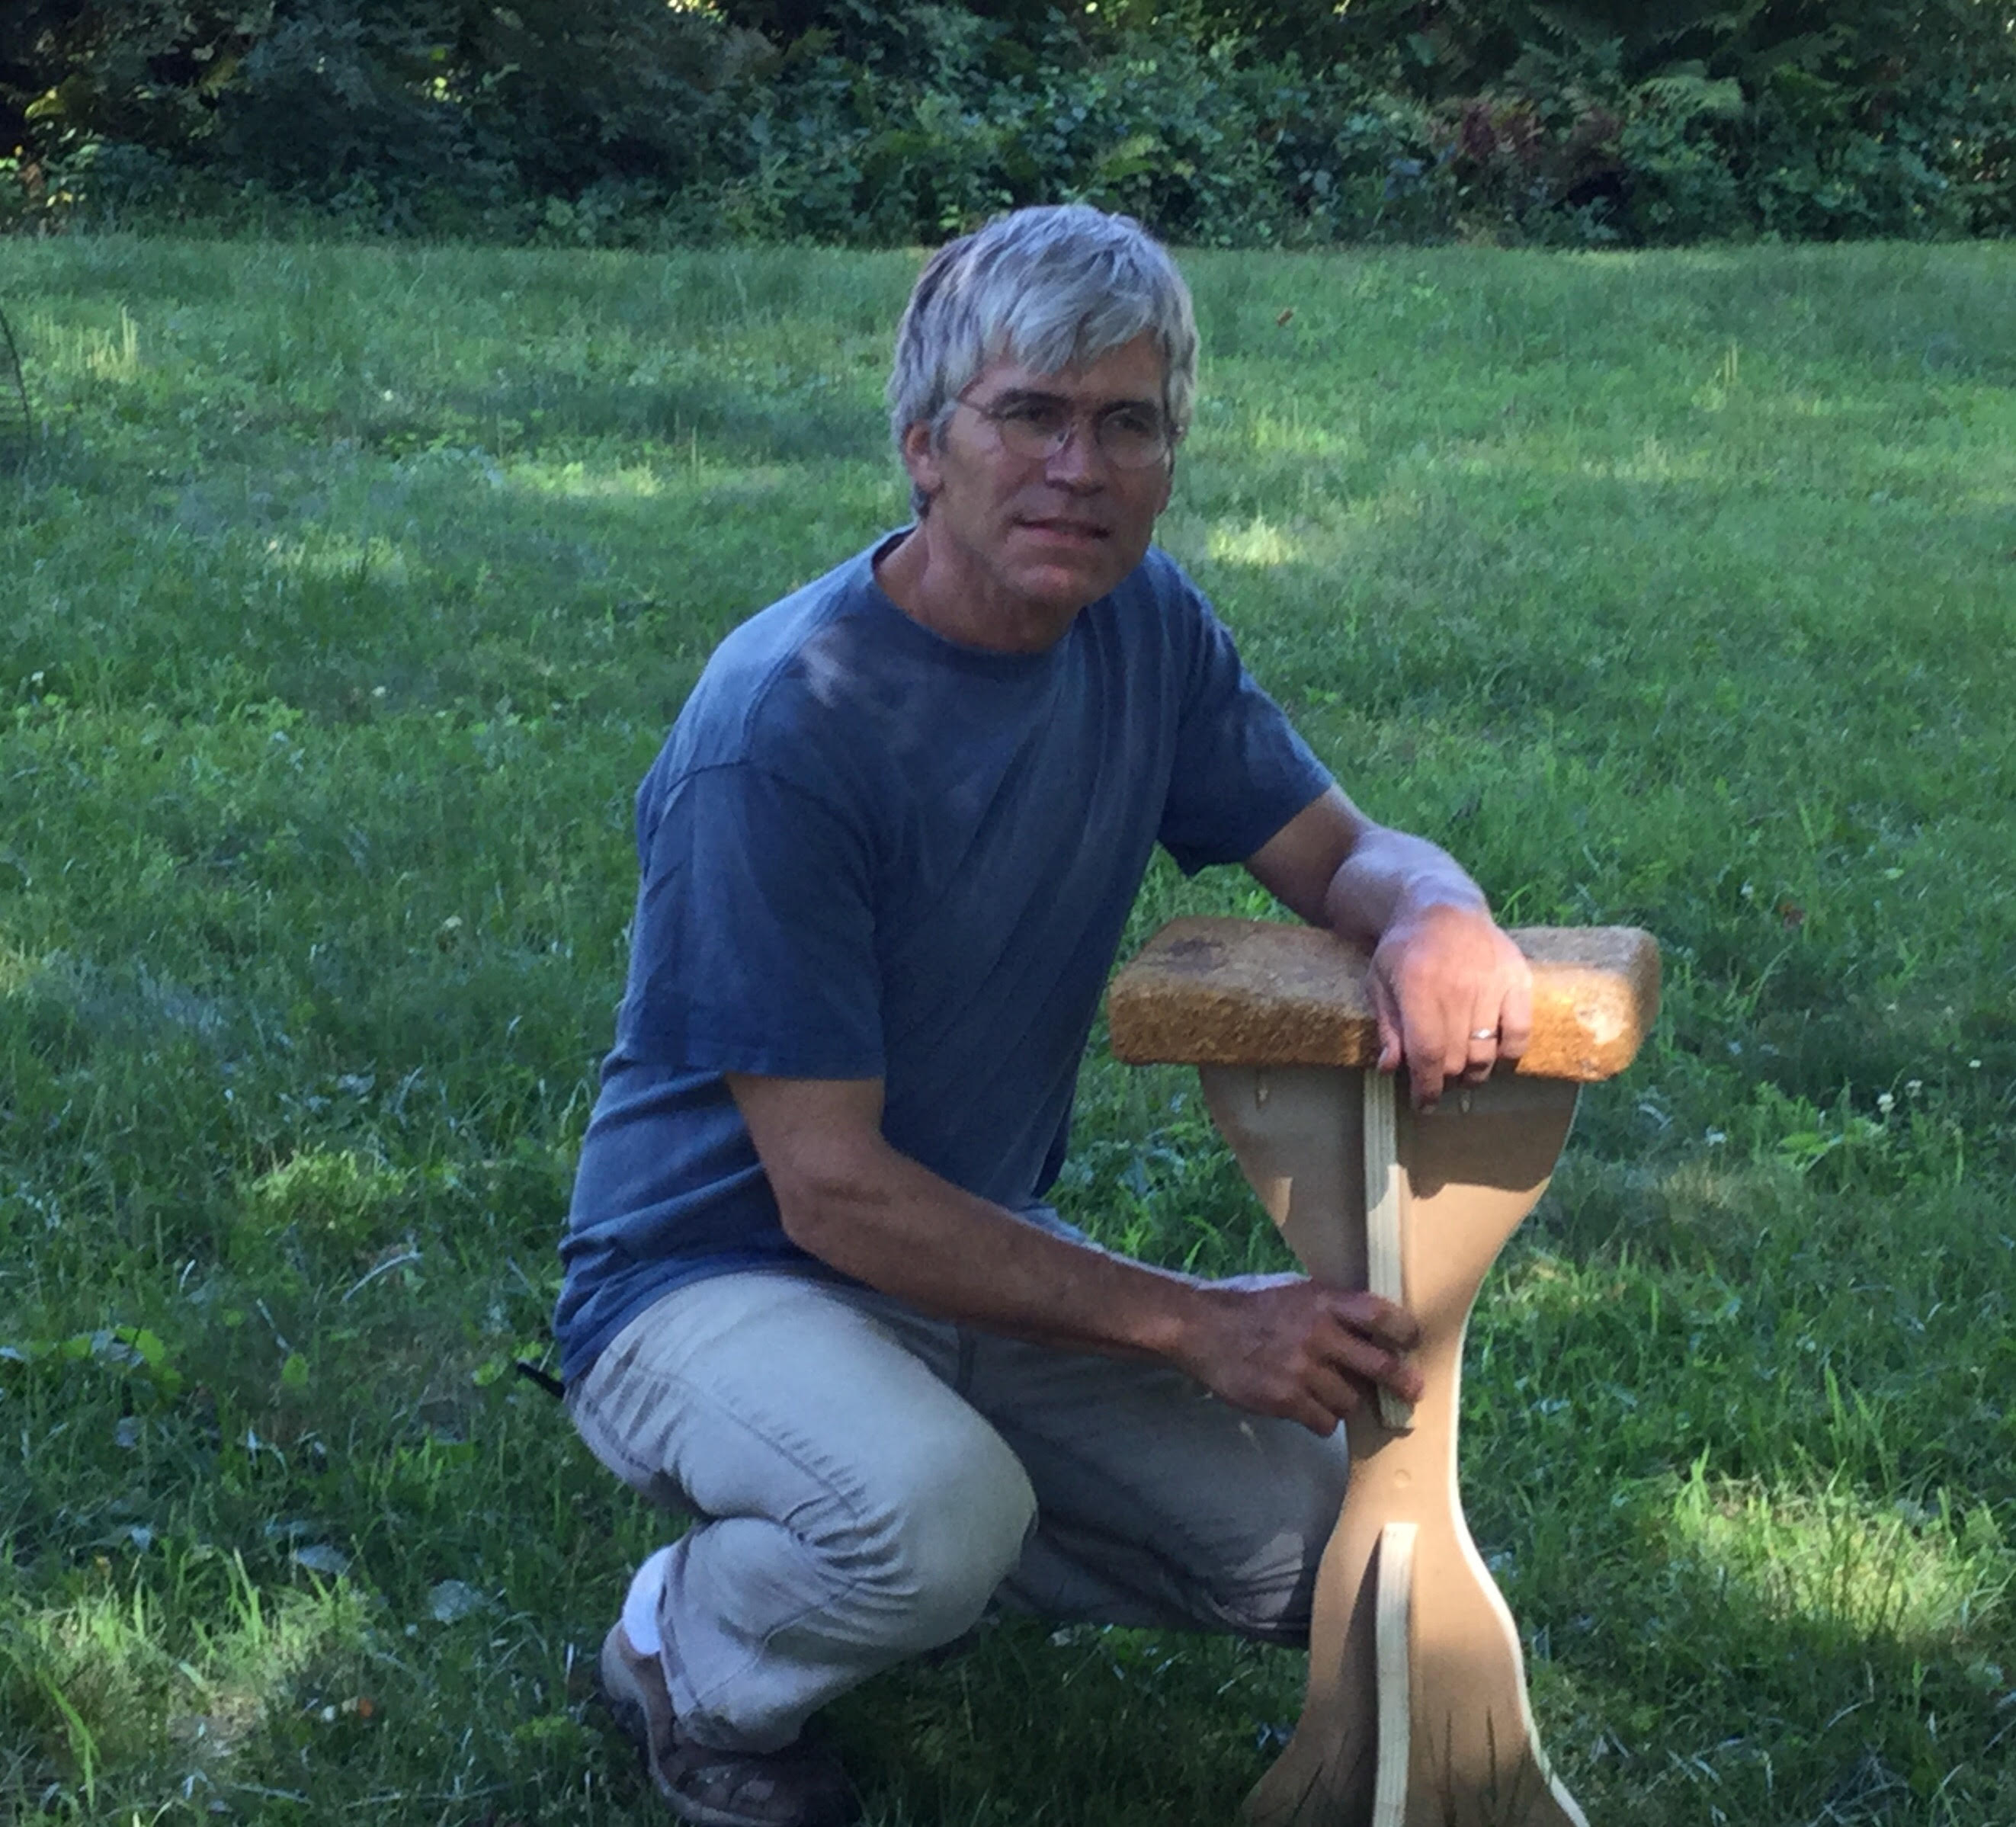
top-left (3, 1), bottom-right (2011, 242)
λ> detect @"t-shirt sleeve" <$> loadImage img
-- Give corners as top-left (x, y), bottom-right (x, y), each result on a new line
top-left (1157, 595), bottom-right (1334, 876)
top-left (619, 761), bottom-right (885, 1079)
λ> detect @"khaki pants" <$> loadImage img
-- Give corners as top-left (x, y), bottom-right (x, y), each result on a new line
top-left (568, 1268), bottom-right (1350, 1752)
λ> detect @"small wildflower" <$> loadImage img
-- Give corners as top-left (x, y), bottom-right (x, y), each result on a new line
top-left (1970, 1059), bottom-right (1983, 1069)
top-left (1905, 1079), bottom-right (1923, 1097)
top-left (1705, 1128), bottom-right (1728, 1146)
top-left (1876, 1091), bottom-right (1895, 1116)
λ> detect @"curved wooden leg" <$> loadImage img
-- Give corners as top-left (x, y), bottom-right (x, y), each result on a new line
top-left (1200, 1066), bottom-right (1587, 1827)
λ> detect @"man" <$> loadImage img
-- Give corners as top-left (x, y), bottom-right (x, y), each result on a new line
top-left (556, 204), bottom-right (1531, 1827)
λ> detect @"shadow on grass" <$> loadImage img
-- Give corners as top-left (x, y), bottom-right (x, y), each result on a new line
top-left (1530, 1472), bottom-right (2013, 1825)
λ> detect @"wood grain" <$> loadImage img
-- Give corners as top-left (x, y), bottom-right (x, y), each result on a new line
top-left (1108, 918), bottom-right (1659, 1083)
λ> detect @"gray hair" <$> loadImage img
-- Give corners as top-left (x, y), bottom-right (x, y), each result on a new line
top-left (887, 204), bottom-right (1198, 511)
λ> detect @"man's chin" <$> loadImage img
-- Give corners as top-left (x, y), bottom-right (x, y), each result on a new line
top-left (1011, 549), bottom-right (1139, 612)
top-left (1011, 570), bottom-right (1113, 622)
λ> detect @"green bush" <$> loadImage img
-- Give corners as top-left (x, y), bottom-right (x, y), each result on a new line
top-left (2, 0), bottom-right (2011, 243)
top-left (698, 21), bottom-right (1447, 248)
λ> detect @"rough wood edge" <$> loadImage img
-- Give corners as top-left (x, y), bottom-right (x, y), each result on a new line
top-left (1107, 917), bottom-right (1660, 1082)
top-left (1372, 1522), bottom-right (1417, 1827)
top-left (1364, 1071), bottom-right (1414, 1434)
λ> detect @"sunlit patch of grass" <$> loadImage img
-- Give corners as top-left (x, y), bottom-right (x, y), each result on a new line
top-left (0, 1552), bottom-right (373, 1810)
top-left (50, 306), bottom-right (145, 387)
top-left (258, 530), bottom-right (418, 588)
top-left (0, 935), bottom-right (34, 996)
top-left (239, 1148), bottom-right (415, 1269)
top-left (505, 459), bottom-right (675, 501)
top-left (1668, 1473), bottom-right (2012, 1648)
top-left (1204, 515), bottom-right (1305, 569)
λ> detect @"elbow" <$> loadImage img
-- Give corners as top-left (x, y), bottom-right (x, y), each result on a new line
top-left (766, 1154), bottom-right (882, 1260)
top-left (774, 1185), bottom-right (837, 1254)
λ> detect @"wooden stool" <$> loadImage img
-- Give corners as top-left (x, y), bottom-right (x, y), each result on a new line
top-left (1108, 918), bottom-right (1660, 1827)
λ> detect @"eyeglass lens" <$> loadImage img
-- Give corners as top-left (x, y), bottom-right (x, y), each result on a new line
top-left (978, 399), bottom-right (1170, 470)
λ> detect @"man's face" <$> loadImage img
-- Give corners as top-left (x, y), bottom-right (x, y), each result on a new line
top-left (900, 332), bottom-right (1175, 646)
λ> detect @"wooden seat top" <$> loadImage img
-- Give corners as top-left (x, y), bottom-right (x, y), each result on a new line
top-left (1107, 918), bottom-right (1659, 1082)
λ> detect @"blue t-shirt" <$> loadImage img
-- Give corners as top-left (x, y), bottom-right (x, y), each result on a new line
top-left (554, 535), bottom-right (1332, 1382)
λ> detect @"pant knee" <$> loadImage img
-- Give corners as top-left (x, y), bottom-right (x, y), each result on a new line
top-left (1209, 1432), bottom-right (1349, 1643)
top-left (1288, 1434), bottom-right (1352, 1540)
top-left (843, 1426), bottom-right (1035, 1652)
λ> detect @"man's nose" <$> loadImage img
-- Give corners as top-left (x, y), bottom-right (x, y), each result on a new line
top-left (1043, 420), bottom-right (1107, 488)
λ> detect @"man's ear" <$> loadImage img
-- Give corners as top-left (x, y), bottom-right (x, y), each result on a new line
top-left (900, 418), bottom-right (943, 503)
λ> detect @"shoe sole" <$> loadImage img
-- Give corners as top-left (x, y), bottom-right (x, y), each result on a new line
top-left (598, 1645), bottom-right (794, 1827)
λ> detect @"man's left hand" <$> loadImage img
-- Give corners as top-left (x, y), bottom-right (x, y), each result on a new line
top-left (1368, 900), bottom-right (1531, 1111)
top-left (1245, 789), bottom-right (1534, 1112)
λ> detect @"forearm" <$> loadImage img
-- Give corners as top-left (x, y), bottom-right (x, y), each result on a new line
top-left (1318, 822), bottom-right (1492, 947)
top-left (777, 1133), bottom-right (1207, 1362)
top-left (729, 1069), bottom-right (1424, 1430)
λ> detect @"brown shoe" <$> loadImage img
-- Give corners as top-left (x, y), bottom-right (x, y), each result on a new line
top-left (597, 1623), bottom-right (858, 1827)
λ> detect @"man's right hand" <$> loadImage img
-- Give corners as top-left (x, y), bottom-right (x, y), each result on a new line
top-left (1175, 1274), bottom-right (1423, 1436)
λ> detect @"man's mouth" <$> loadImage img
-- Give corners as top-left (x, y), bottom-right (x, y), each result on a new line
top-left (1018, 517), bottom-right (1107, 540)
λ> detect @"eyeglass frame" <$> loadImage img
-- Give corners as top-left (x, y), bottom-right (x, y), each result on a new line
top-left (953, 385), bottom-right (1181, 473)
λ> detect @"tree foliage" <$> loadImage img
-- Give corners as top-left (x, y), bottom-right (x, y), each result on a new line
top-left (3, 0), bottom-right (2012, 242)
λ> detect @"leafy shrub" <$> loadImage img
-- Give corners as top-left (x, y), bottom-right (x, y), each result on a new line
top-left (1617, 75), bottom-right (1747, 242)
top-left (208, 4), bottom-right (473, 204)
top-left (588, 10), bottom-right (1455, 249)
top-left (2, 0), bottom-right (2011, 243)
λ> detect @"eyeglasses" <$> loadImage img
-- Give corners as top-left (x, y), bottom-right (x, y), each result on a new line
top-left (960, 393), bottom-right (1176, 471)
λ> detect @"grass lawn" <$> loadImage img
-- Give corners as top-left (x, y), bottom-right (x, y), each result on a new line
top-left (1, 232), bottom-right (2012, 1826)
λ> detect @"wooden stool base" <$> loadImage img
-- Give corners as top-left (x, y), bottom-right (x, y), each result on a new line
top-left (1202, 1065), bottom-right (1588, 1827)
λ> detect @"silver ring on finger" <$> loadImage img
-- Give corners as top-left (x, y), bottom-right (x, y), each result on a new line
top-left (1469, 1027), bottom-right (1498, 1042)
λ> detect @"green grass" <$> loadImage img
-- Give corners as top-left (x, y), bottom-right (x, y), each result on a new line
top-left (1, 233), bottom-right (2012, 1825)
